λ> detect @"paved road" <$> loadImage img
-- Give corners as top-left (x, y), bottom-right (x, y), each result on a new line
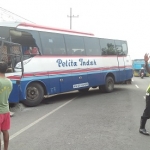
top-left (7, 77), bottom-right (150, 150)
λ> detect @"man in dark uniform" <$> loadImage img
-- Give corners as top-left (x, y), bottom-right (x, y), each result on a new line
top-left (139, 53), bottom-right (150, 135)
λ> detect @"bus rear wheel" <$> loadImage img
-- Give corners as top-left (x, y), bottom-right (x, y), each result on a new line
top-left (99, 76), bottom-right (114, 93)
top-left (23, 82), bottom-right (44, 107)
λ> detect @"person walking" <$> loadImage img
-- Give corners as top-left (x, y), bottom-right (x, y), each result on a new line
top-left (139, 53), bottom-right (150, 135)
top-left (0, 61), bottom-right (13, 150)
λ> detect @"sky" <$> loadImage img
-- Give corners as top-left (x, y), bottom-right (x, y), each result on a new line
top-left (0, 0), bottom-right (150, 60)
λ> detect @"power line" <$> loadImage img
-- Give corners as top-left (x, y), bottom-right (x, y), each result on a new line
top-left (0, 7), bottom-right (36, 24)
top-left (67, 8), bottom-right (79, 29)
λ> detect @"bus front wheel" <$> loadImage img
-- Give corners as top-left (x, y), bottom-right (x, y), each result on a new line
top-left (23, 82), bottom-right (44, 107)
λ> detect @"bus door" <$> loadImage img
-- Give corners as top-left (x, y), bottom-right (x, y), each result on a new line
top-left (0, 39), bottom-right (23, 103)
top-left (115, 40), bottom-right (128, 82)
top-left (117, 55), bottom-right (126, 81)
top-left (124, 55), bottom-right (133, 79)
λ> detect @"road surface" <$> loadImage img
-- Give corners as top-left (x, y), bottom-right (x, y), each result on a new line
top-left (7, 77), bottom-right (150, 150)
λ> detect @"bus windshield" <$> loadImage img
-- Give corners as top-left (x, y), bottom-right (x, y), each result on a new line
top-left (10, 29), bottom-right (40, 61)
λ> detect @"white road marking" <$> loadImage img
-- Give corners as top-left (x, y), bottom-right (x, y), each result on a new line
top-left (132, 79), bottom-right (134, 81)
top-left (135, 85), bottom-right (139, 88)
top-left (143, 96), bottom-right (146, 99)
top-left (3, 96), bottom-right (78, 144)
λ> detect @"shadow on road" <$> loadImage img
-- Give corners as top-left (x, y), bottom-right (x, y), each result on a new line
top-left (42, 91), bottom-right (80, 105)
top-left (43, 86), bottom-right (128, 104)
top-left (10, 85), bottom-right (130, 111)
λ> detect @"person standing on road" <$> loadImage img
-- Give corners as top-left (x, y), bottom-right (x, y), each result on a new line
top-left (0, 61), bottom-right (13, 150)
top-left (139, 53), bottom-right (150, 135)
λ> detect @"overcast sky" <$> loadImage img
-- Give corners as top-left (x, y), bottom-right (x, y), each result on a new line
top-left (0, 0), bottom-right (150, 60)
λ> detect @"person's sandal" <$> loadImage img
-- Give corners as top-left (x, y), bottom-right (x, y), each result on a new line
top-left (10, 111), bottom-right (14, 117)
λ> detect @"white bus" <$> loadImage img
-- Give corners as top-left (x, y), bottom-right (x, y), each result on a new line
top-left (0, 22), bottom-right (133, 106)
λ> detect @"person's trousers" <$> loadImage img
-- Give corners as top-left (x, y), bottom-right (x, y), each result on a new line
top-left (141, 94), bottom-right (150, 119)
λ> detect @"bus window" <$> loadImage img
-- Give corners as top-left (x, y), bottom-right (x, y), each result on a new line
top-left (84, 37), bottom-right (101, 56)
top-left (100, 39), bottom-right (116, 55)
top-left (115, 40), bottom-right (128, 55)
top-left (21, 29), bottom-right (42, 55)
top-left (39, 32), bottom-right (54, 55)
top-left (40, 32), bottom-right (66, 55)
top-left (121, 41), bottom-right (128, 55)
top-left (115, 40), bottom-right (122, 55)
top-left (64, 35), bottom-right (85, 56)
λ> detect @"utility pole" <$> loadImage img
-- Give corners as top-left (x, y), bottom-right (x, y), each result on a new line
top-left (67, 8), bottom-right (79, 29)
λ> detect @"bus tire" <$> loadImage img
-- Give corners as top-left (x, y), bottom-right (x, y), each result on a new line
top-left (23, 82), bottom-right (44, 107)
top-left (99, 85), bottom-right (105, 93)
top-left (104, 76), bottom-right (114, 93)
top-left (79, 88), bottom-right (89, 93)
